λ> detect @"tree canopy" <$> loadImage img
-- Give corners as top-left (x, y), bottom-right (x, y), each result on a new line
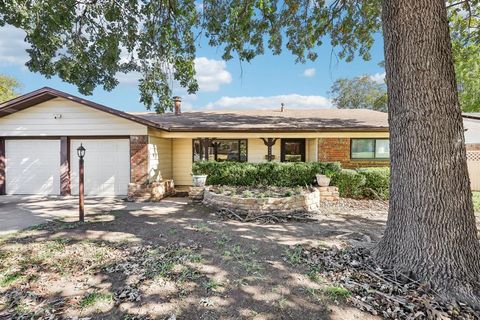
top-left (449, 2), bottom-right (480, 112)
top-left (329, 76), bottom-right (387, 112)
top-left (0, 0), bottom-right (382, 112)
top-left (2, 1), bottom-right (477, 112)
top-left (0, 74), bottom-right (22, 103)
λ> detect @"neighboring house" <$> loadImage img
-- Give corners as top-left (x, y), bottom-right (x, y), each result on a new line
top-left (463, 113), bottom-right (480, 191)
top-left (0, 87), bottom-right (390, 196)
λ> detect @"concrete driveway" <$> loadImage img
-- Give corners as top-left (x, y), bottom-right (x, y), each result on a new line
top-left (0, 195), bottom-right (129, 236)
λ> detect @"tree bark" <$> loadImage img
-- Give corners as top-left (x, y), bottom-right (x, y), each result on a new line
top-left (377, 0), bottom-right (480, 306)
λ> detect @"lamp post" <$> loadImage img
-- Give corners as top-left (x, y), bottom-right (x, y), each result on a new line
top-left (77, 143), bottom-right (86, 222)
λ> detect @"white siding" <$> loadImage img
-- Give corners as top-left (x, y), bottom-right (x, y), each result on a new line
top-left (464, 118), bottom-right (480, 144)
top-left (148, 137), bottom-right (173, 181)
top-left (0, 98), bottom-right (147, 136)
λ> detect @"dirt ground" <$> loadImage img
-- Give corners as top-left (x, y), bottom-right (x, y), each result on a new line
top-left (0, 197), bottom-right (406, 319)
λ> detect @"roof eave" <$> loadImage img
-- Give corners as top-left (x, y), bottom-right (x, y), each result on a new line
top-left (0, 87), bottom-right (170, 131)
top-left (167, 126), bottom-right (389, 133)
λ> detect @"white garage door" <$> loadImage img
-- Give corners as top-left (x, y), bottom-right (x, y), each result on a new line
top-left (6, 139), bottom-right (60, 195)
top-left (70, 139), bottom-right (130, 196)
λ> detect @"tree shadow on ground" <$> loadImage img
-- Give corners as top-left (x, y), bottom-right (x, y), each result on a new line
top-left (0, 198), bottom-right (387, 319)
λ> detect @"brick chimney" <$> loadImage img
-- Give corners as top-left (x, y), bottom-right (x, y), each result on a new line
top-left (280, 103), bottom-right (285, 112)
top-left (173, 96), bottom-right (181, 115)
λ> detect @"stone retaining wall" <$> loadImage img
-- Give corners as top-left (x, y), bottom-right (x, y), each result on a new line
top-left (318, 186), bottom-right (340, 201)
top-left (127, 180), bottom-right (175, 202)
top-left (203, 188), bottom-right (321, 216)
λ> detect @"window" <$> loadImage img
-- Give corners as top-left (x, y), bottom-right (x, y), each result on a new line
top-left (351, 139), bottom-right (390, 159)
top-left (193, 139), bottom-right (247, 162)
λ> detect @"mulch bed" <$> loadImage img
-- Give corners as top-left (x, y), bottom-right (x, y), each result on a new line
top-left (302, 246), bottom-right (479, 319)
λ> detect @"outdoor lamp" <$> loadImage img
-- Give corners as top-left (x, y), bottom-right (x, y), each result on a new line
top-left (77, 143), bottom-right (86, 222)
top-left (77, 143), bottom-right (86, 159)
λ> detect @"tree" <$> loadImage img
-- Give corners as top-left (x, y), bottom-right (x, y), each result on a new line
top-left (377, 0), bottom-right (480, 307)
top-left (0, 74), bottom-right (22, 103)
top-left (1, 0), bottom-right (479, 307)
top-left (329, 76), bottom-right (387, 112)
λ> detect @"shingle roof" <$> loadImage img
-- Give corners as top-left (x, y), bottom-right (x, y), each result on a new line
top-left (463, 113), bottom-right (480, 121)
top-left (0, 87), bottom-right (389, 132)
top-left (131, 109), bottom-right (389, 132)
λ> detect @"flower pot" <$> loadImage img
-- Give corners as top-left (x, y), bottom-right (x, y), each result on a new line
top-left (316, 174), bottom-right (331, 187)
top-left (192, 174), bottom-right (208, 187)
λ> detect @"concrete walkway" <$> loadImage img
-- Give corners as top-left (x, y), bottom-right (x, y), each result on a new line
top-left (0, 195), bottom-right (129, 236)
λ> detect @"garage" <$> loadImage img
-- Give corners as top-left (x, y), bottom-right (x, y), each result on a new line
top-left (70, 139), bottom-right (130, 196)
top-left (5, 139), bottom-right (60, 195)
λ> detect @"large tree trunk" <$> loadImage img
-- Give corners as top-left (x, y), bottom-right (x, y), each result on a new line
top-left (377, 0), bottom-right (480, 306)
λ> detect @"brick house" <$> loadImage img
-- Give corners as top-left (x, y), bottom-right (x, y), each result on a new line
top-left (0, 87), bottom-right (390, 196)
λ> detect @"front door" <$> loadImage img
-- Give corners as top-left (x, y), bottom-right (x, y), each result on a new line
top-left (281, 139), bottom-right (306, 162)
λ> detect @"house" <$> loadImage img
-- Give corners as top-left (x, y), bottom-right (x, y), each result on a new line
top-left (463, 113), bottom-right (480, 191)
top-left (0, 87), bottom-right (392, 196)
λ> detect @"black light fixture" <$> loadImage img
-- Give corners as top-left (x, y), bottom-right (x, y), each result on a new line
top-left (77, 143), bottom-right (86, 159)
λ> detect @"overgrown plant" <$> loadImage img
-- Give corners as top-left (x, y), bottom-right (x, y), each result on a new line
top-left (192, 161), bottom-right (341, 187)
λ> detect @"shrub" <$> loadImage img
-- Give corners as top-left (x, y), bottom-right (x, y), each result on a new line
top-left (357, 167), bottom-right (390, 200)
top-left (330, 169), bottom-right (366, 198)
top-left (191, 161), bottom-right (341, 187)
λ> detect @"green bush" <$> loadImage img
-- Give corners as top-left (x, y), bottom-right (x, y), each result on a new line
top-left (330, 169), bottom-right (366, 198)
top-left (357, 167), bottom-right (390, 200)
top-left (191, 161), bottom-right (341, 187)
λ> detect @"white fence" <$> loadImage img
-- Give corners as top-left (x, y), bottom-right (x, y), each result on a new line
top-left (467, 151), bottom-right (480, 191)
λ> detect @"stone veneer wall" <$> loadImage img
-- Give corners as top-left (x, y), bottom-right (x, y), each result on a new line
top-left (317, 138), bottom-right (390, 168)
top-left (127, 180), bottom-right (175, 202)
top-left (203, 188), bottom-right (322, 216)
top-left (130, 135), bottom-right (149, 185)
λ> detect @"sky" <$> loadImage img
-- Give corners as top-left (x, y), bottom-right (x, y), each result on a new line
top-left (0, 25), bottom-right (385, 113)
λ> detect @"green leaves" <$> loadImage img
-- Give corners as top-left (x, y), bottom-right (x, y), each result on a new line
top-left (0, 74), bottom-right (22, 103)
top-left (329, 76), bottom-right (387, 112)
top-left (2, 1), bottom-right (479, 113)
top-left (448, 0), bottom-right (480, 112)
top-left (0, 0), bottom-right (382, 112)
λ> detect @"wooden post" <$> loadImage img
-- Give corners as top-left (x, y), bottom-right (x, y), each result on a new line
top-left (203, 138), bottom-right (214, 161)
top-left (261, 138), bottom-right (278, 161)
top-left (0, 138), bottom-right (5, 195)
top-left (79, 157), bottom-right (85, 222)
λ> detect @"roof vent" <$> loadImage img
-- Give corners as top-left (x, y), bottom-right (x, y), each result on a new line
top-left (173, 96), bottom-right (181, 115)
top-left (280, 103), bottom-right (285, 112)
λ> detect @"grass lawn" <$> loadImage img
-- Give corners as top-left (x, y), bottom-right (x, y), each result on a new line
top-left (473, 192), bottom-right (480, 212)
top-left (0, 199), bottom-right (386, 320)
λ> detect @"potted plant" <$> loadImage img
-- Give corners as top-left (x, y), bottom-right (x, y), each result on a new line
top-left (316, 168), bottom-right (337, 187)
top-left (191, 173), bottom-right (208, 187)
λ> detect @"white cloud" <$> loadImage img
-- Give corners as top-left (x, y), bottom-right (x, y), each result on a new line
top-left (369, 72), bottom-right (386, 83)
top-left (194, 57), bottom-right (232, 92)
top-left (0, 25), bottom-right (30, 66)
top-left (206, 94), bottom-right (332, 110)
top-left (303, 68), bottom-right (316, 77)
top-left (117, 57), bottom-right (232, 93)
top-left (116, 71), bottom-right (141, 86)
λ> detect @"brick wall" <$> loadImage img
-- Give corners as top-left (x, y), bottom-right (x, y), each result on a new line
top-left (317, 138), bottom-right (390, 168)
top-left (130, 135), bottom-right (149, 185)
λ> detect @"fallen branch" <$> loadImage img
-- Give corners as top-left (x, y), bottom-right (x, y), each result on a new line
top-left (215, 208), bottom-right (315, 223)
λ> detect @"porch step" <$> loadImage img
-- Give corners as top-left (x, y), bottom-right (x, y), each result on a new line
top-left (174, 185), bottom-right (190, 197)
